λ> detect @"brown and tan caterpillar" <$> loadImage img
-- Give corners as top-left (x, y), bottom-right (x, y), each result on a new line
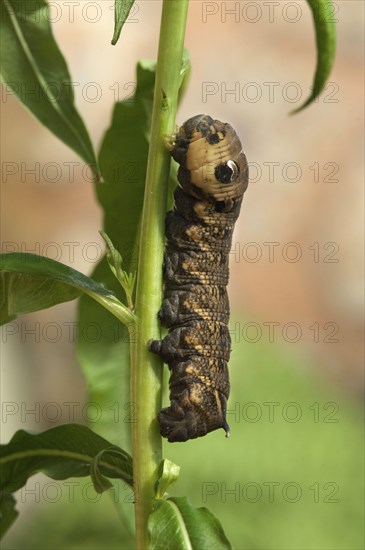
top-left (149, 114), bottom-right (249, 442)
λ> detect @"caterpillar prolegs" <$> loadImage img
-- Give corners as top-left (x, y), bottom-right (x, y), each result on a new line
top-left (149, 114), bottom-right (249, 442)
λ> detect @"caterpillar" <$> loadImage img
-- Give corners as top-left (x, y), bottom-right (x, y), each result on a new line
top-left (149, 114), bottom-right (249, 442)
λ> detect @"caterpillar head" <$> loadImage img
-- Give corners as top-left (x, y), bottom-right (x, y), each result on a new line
top-left (170, 115), bottom-right (248, 212)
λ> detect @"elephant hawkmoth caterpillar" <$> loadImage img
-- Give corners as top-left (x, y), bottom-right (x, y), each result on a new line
top-left (149, 114), bottom-right (249, 442)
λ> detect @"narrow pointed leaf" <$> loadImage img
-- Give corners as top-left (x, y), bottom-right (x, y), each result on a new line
top-left (0, 424), bottom-right (133, 495)
top-left (292, 0), bottom-right (336, 113)
top-left (0, 253), bottom-right (134, 326)
top-left (0, 493), bottom-right (18, 539)
top-left (0, 0), bottom-right (98, 172)
top-left (148, 497), bottom-right (232, 550)
top-left (112, 0), bottom-right (136, 45)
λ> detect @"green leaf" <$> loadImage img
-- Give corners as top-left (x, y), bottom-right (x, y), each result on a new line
top-left (0, 493), bottom-right (18, 539)
top-left (77, 60), bottom-right (155, 452)
top-left (0, 424), bottom-right (134, 537)
top-left (148, 497), bottom-right (232, 550)
top-left (0, 424), bottom-right (133, 493)
top-left (0, 0), bottom-right (98, 172)
top-left (112, 0), bottom-right (135, 46)
top-left (90, 448), bottom-right (134, 494)
top-left (292, 0), bottom-right (336, 113)
top-left (155, 459), bottom-right (180, 500)
top-left (0, 253), bottom-right (134, 326)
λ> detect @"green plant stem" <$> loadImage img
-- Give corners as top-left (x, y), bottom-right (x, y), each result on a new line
top-left (131, 1), bottom-right (189, 547)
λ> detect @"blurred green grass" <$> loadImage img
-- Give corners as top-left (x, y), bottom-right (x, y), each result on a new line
top-left (3, 335), bottom-right (363, 550)
top-left (167, 338), bottom-right (364, 550)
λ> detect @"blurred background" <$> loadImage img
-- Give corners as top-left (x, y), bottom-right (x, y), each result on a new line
top-left (1, 1), bottom-right (364, 549)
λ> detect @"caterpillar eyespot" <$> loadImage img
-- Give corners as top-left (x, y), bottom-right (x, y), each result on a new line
top-left (149, 114), bottom-right (249, 442)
